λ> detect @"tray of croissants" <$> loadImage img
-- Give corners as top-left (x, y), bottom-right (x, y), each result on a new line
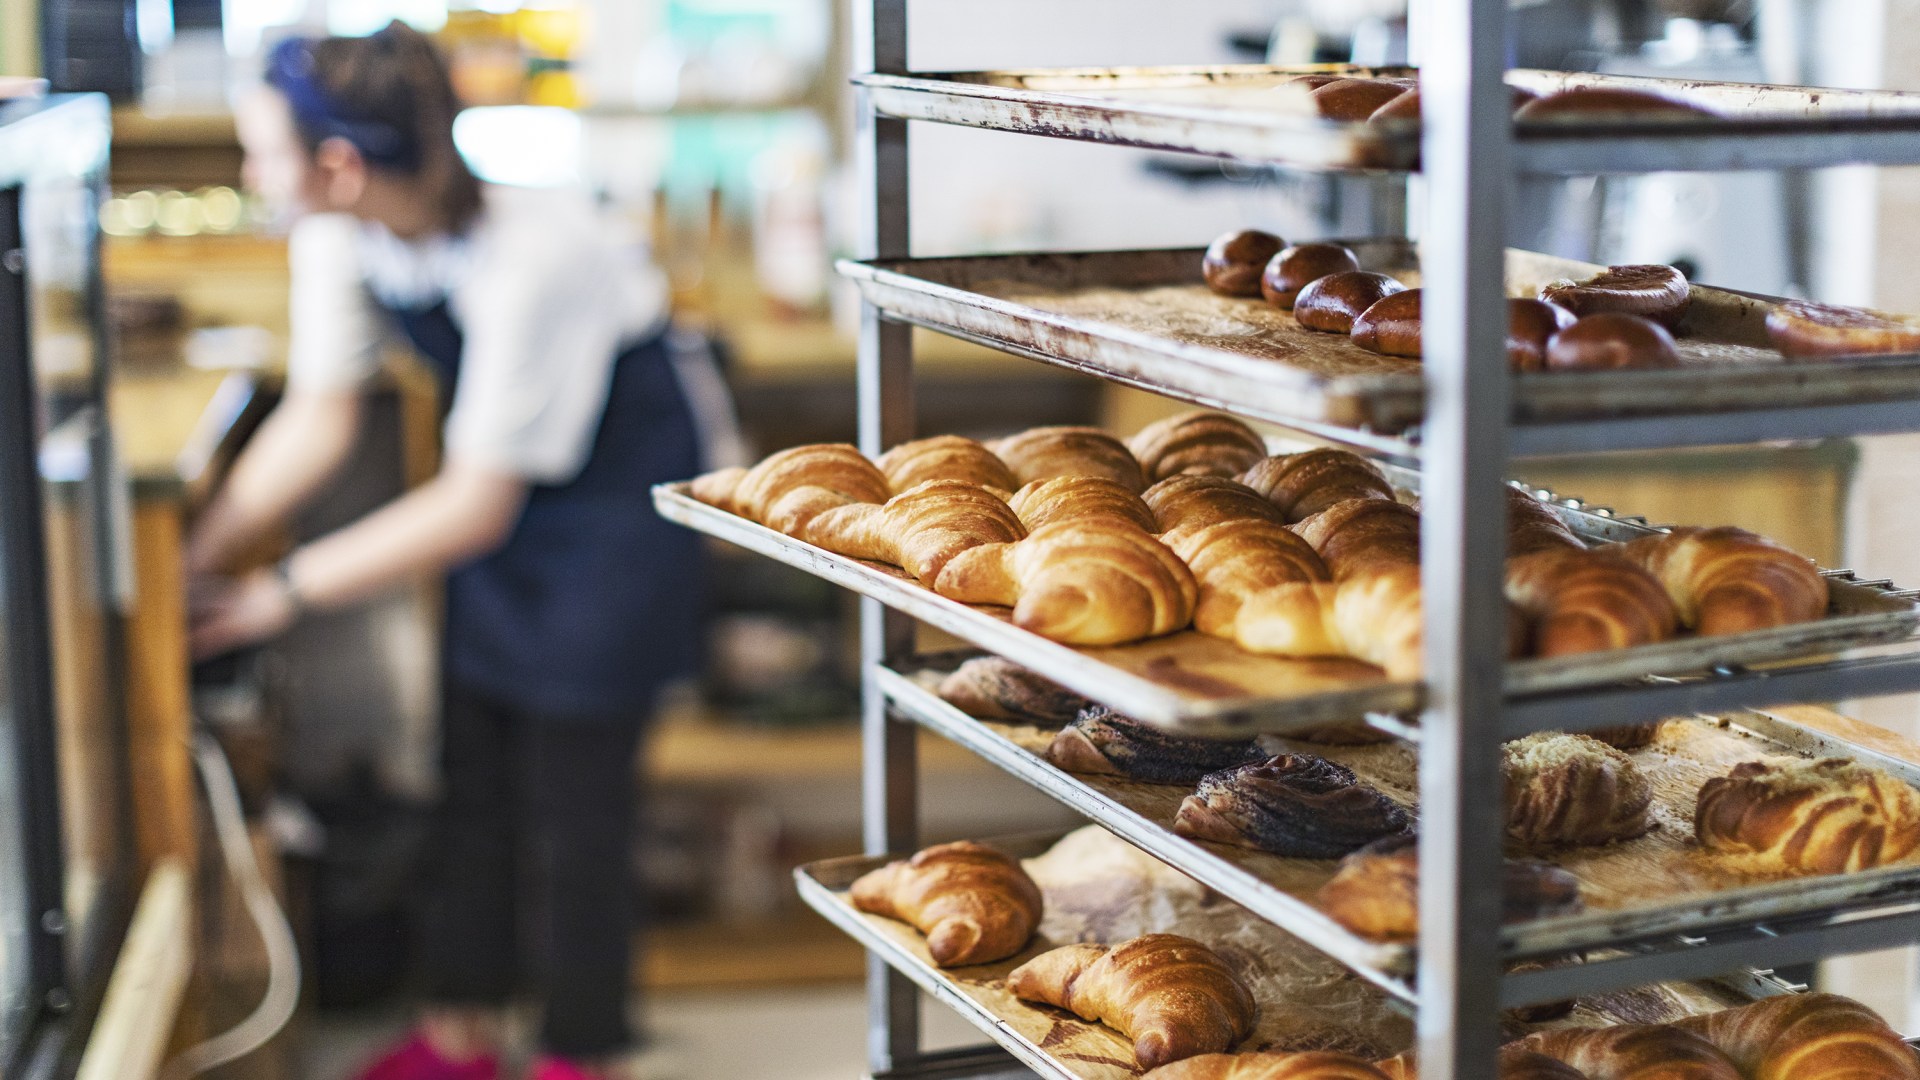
top-left (798, 826), bottom-right (1920, 1079)
top-left (838, 236), bottom-right (1920, 434)
top-left (898, 655), bottom-right (1920, 969)
top-left (655, 410), bottom-right (1920, 733)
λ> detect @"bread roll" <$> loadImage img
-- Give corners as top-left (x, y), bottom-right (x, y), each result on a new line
top-left (1546, 313), bottom-right (1681, 371)
top-left (1261, 243), bottom-right (1362, 309)
top-left (1295, 272), bottom-right (1408, 334)
top-left (1206, 230), bottom-right (1286, 297)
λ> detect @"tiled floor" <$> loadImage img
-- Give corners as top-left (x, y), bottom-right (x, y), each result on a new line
top-left (299, 983), bottom-right (999, 1080)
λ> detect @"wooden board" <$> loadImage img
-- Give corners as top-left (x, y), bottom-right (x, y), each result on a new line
top-left (802, 828), bottom-right (1748, 1079)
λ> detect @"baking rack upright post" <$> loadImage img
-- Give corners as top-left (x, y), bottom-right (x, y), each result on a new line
top-left (854, 0), bottom-right (922, 1073)
top-left (1414, 0), bottom-right (1516, 1073)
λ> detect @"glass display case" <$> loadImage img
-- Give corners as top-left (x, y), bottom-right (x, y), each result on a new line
top-left (0, 91), bottom-right (136, 1077)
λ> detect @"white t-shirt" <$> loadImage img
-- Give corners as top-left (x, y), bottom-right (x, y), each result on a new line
top-left (285, 186), bottom-right (671, 485)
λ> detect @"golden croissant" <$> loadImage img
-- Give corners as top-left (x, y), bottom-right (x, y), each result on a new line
top-left (1008, 934), bottom-right (1255, 1070)
top-left (1672, 993), bottom-right (1920, 1080)
top-left (1163, 519), bottom-right (1329, 637)
top-left (1239, 449), bottom-right (1394, 522)
top-left (1617, 525), bottom-right (1828, 635)
top-left (988, 426), bottom-right (1147, 492)
top-left (719, 443), bottom-right (891, 535)
top-left (1007, 475), bottom-right (1159, 533)
top-left (1695, 757), bottom-right (1920, 873)
top-left (1224, 566), bottom-right (1424, 679)
top-left (1292, 498), bottom-right (1422, 581)
top-left (1145, 475), bottom-right (1286, 544)
top-left (1129, 411), bottom-right (1269, 482)
top-left (849, 840), bottom-right (1043, 967)
top-left (801, 479), bottom-right (1026, 582)
top-left (1510, 1025), bottom-right (1743, 1080)
top-left (875, 434), bottom-right (1018, 494)
top-left (1505, 547), bottom-right (1678, 657)
top-left (1371, 1051), bottom-right (1586, 1080)
top-left (934, 521), bottom-right (1198, 645)
top-left (1143, 1051), bottom-right (1394, 1080)
top-left (1506, 488), bottom-right (1586, 557)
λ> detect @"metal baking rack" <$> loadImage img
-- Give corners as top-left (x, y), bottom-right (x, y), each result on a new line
top-left (666, 5), bottom-right (1920, 1075)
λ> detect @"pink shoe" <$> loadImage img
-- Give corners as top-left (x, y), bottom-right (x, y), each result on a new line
top-left (527, 1057), bottom-right (609, 1080)
top-left (351, 1033), bottom-right (500, 1080)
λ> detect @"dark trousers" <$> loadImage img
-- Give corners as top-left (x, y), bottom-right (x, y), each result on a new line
top-left (421, 682), bottom-right (644, 1058)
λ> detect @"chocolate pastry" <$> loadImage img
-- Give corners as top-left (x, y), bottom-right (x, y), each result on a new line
top-left (1261, 242), bottom-right (1362, 310)
top-left (1309, 78), bottom-right (1410, 121)
top-left (1369, 84), bottom-right (1540, 122)
top-left (1316, 834), bottom-right (1585, 943)
top-left (1294, 271), bottom-right (1407, 334)
top-left (1766, 299), bottom-right (1920, 359)
top-left (1545, 313), bottom-right (1681, 371)
top-left (1539, 264), bottom-right (1691, 328)
top-left (1174, 754), bottom-right (1411, 858)
top-left (936, 656), bottom-right (1093, 725)
top-left (1507, 298), bottom-right (1580, 372)
top-left (1046, 707), bottom-right (1267, 784)
top-left (1205, 229), bottom-right (1286, 298)
top-left (1585, 722), bottom-right (1661, 750)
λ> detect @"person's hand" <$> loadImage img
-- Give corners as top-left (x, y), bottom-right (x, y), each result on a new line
top-left (189, 568), bottom-right (298, 660)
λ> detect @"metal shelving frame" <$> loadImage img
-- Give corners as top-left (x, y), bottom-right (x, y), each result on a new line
top-left (833, 3), bottom-right (1920, 1078)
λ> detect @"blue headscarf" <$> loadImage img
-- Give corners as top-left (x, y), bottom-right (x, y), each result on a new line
top-left (264, 32), bottom-right (421, 172)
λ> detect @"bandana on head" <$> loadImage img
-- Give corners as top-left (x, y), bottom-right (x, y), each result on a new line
top-left (264, 33), bottom-right (420, 172)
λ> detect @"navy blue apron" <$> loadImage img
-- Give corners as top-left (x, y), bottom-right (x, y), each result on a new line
top-left (387, 301), bottom-right (704, 721)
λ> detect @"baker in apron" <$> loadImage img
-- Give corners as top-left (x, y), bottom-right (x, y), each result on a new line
top-left (188, 23), bottom-right (717, 1080)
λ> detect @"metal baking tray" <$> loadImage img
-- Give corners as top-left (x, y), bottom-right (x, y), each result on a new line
top-left (881, 667), bottom-right (1920, 994)
top-left (856, 65), bottom-right (1920, 174)
top-left (653, 466), bottom-right (1918, 734)
top-left (798, 830), bottom-right (1763, 1074)
top-left (839, 243), bottom-right (1920, 439)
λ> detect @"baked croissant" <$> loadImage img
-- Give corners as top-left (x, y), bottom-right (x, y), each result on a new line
top-left (1165, 519), bottom-right (1330, 636)
top-left (1672, 993), bottom-right (1920, 1080)
top-left (849, 840), bottom-right (1043, 967)
top-left (1316, 834), bottom-right (1583, 944)
top-left (988, 426), bottom-right (1147, 493)
top-left (875, 434), bottom-right (1018, 494)
top-left (1143, 1051), bottom-right (1394, 1080)
top-left (1505, 548), bottom-right (1679, 657)
top-left (1507, 489), bottom-right (1587, 557)
top-left (1008, 476), bottom-right (1159, 533)
top-left (1129, 411), bottom-right (1270, 482)
top-left (687, 465), bottom-right (748, 513)
top-left (936, 656), bottom-right (1093, 725)
top-left (1503, 732), bottom-right (1654, 847)
top-left (1228, 566), bottom-right (1425, 679)
top-left (726, 443), bottom-right (892, 534)
top-left (1585, 722), bottom-right (1663, 750)
top-left (1374, 1049), bottom-right (1588, 1080)
top-left (1695, 757), bottom-right (1920, 873)
top-left (1007, 934), bottom-right (1256, 1070)
top-left (1292, 498), bottom-right (1422, 580)
top-left (1511, 1025), bottom-right (1743, 1080)
top-left (802, 480), bottom-right (1027, 582)
top-left (1239, 450), bottom-right (1396, 523)
top-left (934, 521), bottom-right (1199, 645)
top-left (1617, 526), bottom-right (1828, 635)
top-left (1174, 754), bottom-right (1410, 858)
top-left (1146, 475), bottom-right (1287, 542)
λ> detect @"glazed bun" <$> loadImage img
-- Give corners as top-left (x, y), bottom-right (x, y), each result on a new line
top-left (1294, 271), bottom-right (1407, 334)
top-left (1507, 298), bottom-right (1580, 372)
top-left (1546, 313), bottom-right (1681, 371)
top-left (1310, 78), bottom-right (1410, 121)
top-left (1539, 264), bottom-right (1691, 328)
top-left (1766, 299), bottom-right (1920, 359)
top-left (1260, 243), bottom-right (1363, 310)
top-left (1204, 230), bottom-right (1286, 298)
top-left (1350, 289), bottom-right (1423, 358)
top-left (1516, 86), bottom-right (1716, 120)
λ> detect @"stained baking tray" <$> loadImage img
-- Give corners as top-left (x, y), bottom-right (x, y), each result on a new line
top-left (855, 65), bottom-right (1920, 174)
top-left (881, 665), bottom-right (1920, 990)
top-left (797, 829), bottom-right (1760, 1076)
top-left (653, 468), bottom-right (1919, 734)
top-left (838, 243), bottom-right (1920, 439)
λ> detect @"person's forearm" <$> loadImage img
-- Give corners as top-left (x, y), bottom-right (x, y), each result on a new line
top-left (282, 461), bottom-right (528, 612)
top-left (187, 391), bottom-right (363, 575)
